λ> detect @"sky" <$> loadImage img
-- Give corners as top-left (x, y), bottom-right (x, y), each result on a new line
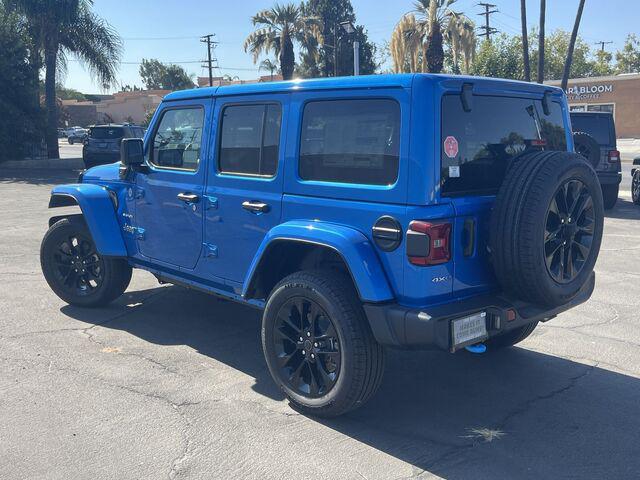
top-left (63, 0), bottom-right (640, 93)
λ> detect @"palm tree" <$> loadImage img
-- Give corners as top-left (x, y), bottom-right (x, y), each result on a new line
top-left (259, 58), bottom-right (279, 80)
top-left (561, 0), bottom-right (586, 91)
top-left (520, 0), bottom-right (531, 82)
top-left (390, 0), bottom-right (475, 74)
top-left (244, 3), bottom-right (322, 81)
top-left (537, 0), bottom-right (546, 83)
top-left (11, 0), bottom-right (121, 159)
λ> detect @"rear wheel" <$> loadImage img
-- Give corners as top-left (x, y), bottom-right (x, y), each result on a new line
top-left (632, 170), bottom-right (640, 205)
top-left (262, 270), bottom-right (384, 417)
top-left (41, 217), bottom-right (132, 307)
top-left (601, 184), bottom-right (619, 210)
top-left (486, 322), bottom-right (538, 350)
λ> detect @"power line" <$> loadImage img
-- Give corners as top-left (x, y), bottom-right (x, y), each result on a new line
top-left (477, 2), bottom-right (499, 41)
top-left (200, 34), bottom-right (219, 86)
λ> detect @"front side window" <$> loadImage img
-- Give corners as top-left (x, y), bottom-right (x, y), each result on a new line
top-left (151, 107), bottom-right (204, 171)
top-left (441, 95), bottom-right (568, 196)
top-left (219, 104), bottom-right (281, 177)
top-left (299, 99), bottom-right (400, 186)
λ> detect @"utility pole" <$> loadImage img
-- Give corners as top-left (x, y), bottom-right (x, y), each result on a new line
top-left (200, 34), bottom-right (218, 87)
top-left (477, 3), bottom-right (498, 41)
top-left (595, 40), bottom-right (613, 52)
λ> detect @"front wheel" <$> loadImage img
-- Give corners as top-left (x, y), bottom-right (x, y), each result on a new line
top-left (632, 171), bottom-right (640, 205)
top-left (262, 270), bottom-right (384, 417)
top-left (40, 217), bottom-right (132, 307)
top-left (601, 183), bottom-right (619, 210)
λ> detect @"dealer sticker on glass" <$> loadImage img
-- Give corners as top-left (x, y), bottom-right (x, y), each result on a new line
top-left (452, 311), bottom-right (487, 350)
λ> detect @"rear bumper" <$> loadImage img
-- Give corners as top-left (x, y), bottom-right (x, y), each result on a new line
top-left (597, 171), bottom-right (622, 185)
top-left (363, 272), bottom-right (595, 351)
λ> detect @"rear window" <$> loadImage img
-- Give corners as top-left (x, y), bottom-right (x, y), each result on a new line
top-left (441, 95), bottom-right (568, 196)
top-left (570, 114), bottom-right (613, 145)
top-left (299, 99), bottom-right (400, 186)
top-left (91, 127), bottom-right (124, 140)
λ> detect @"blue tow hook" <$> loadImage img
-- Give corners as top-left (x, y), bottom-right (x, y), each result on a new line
top-left (465, 343), bottom-right (487, 354)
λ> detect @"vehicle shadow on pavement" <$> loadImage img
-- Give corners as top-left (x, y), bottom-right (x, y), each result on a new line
top-left (61, 285), bottom-right (640, 479)
top-left (0, 168), bottom-right (79, 186)
top-left (605, 198), bottom-right (640, 220)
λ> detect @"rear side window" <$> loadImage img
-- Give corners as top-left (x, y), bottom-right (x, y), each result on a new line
top-left (441, 95), bottom-right (567, 196)
top-left (91, 127), bottom-right (123, 139)
top-left (151, 107), bottom-right (204, 171)
top-left (570, 114), bottom-right (613, 145)
top-left (219, 104), bottom-right (281, 177)
top-left (299, 99), bottom-right (400, 186)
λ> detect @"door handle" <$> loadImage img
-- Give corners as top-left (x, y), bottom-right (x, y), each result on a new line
top-left (177, 192), bottom-right (200, 203)
top-left (242, 200), bottom-right (270, 214)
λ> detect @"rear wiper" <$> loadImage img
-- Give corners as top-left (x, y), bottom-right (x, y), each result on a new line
top-left (526, 105), bottom-right (543, 141)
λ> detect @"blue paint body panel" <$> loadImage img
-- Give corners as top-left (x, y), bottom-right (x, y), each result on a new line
top-left (50, 183), bottom-right (127, 257)
top-left (46, 73), bottom-right (574, 312)
top-left (243, 220), bottom-right (394, 302)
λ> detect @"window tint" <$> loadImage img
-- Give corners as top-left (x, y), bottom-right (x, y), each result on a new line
top-left (151, 108), bottom-right (204, 171)
top-left (299, 99), bottom-right (400, 185)
top-left (91, 127), bottom-right (124, 140)
top-left (219, 104), bottom-right (281, 176)
top-left (570, 114), bottom-right (613, 145)
top-left (441, 95), bottom-right (567, 196)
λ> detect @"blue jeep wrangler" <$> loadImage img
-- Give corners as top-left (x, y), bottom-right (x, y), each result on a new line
top-left (41, 74), bottom-right (604, 417)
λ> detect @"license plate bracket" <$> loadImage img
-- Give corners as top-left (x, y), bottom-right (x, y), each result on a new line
top-left (451, 311), bottom-right (488, 352)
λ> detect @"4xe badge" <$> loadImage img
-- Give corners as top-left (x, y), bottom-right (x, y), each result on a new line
top-left (444, 136), bottom-right (459, 158)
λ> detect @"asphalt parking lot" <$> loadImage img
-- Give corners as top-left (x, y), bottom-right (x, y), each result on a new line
top-left (0, 168), bottom-right (639, 480)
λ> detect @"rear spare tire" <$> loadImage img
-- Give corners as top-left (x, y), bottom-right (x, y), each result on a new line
top-left (490, 151), bottom-right (604, 307)
top-left (573, 131), bottom-right (600, 168)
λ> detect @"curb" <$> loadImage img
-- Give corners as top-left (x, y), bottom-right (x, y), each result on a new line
top-left (0, 158), bottom-right (84, 169)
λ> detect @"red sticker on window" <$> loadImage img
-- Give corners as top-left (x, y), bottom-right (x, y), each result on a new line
top-left (444, 136), bottom-right (459, 158)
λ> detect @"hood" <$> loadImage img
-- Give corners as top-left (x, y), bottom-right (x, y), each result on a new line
top-left (82, 162), bottom-right (121, 183)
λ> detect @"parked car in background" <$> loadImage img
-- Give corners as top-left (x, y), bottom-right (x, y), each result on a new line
top-left (57, 128), bottom-right (67, 138)
top-left (632, 157), bottom-right (640, 205)
top-left (67, 127), bottom-right (88, 145)
top-left (41, 75), bottom-right (604, 417)
top-left (570, 111), bottom-right (621, 209)
top-left (82, 124), bottom-right (145, 169)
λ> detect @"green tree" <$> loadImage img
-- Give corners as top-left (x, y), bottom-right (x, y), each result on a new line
top-left (244, 3), bottom-right (323, 80)
top-left (10, 0), bottom-right (122, 159)
top-left (592, 49), bottom-right (613, 76)
top-left (471, 34), bottom-right (525, 80)
top-left (529, 30), bottom-right (594, 80)
top-left (298, 0), bottom-right (377, 77)
top-left (55, 85), bottom-right (86, 101)
top-left (390, 0), bottom-right (475, 74)
top-left (139, 59), bottom-right (195, 90)
top-left (259, 58), bottom-right (279, 80)
top-left (615, 34), bottom-right (640, 74)
top-left (0, 3), bottom-right (41, 159)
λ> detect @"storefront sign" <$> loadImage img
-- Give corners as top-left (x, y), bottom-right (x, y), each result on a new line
top-left (566, 83), bottom-right (613, 100)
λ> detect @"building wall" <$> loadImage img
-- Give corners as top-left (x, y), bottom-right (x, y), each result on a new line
top-left (548, 74), bottom-right (640, 138)
top-left (96, 90), bottom-right (168, 125)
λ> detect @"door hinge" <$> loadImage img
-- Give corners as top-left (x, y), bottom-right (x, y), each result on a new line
top-left (127, 186), bottom-right (145, 200)
top-left (204, 195), bottom-right (218, 210)
top-left (203, 243), bottom-right (218, 258)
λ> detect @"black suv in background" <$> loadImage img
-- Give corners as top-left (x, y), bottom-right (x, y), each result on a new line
top-left (570, 111), bottom-right (621, 209)
top-left (82, 124), bottom-right (145, 169)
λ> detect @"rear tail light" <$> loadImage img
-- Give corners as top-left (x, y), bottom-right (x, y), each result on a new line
top-left (406, 221), bottom-right (452, 266)
top-left (608, 150), bottom-right (620, 163)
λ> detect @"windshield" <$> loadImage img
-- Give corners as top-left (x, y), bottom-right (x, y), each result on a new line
top-left (441, 95), bottom-right (568, 196)
top-left (90, 127), bottom-right (124, 140)
top-left (570, 114), bottom-right (613, 145)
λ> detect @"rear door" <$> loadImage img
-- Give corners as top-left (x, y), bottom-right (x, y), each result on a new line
top-left (439, 93), bottom-right (570, 298)
top-left (202, 95), bottom-right (287, 283)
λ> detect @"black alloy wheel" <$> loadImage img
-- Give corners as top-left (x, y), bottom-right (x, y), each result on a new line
top-left (51, 232), bottom-right (104, 296)
top-left (544, 179), bottom-right (595, 284)
top-left (633, 171), bottom-right (640, 205)
top-left (272, 296), bottom-right (341, 398)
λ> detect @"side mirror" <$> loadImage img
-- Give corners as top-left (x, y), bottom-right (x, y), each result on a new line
top-left (120, 138), bottom-right (144, 167)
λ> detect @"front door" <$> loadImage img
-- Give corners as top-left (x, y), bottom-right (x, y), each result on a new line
top-left (203, 95), bottom-right (287, 283)
top-left (135, 99), bottom-right (211, 269)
